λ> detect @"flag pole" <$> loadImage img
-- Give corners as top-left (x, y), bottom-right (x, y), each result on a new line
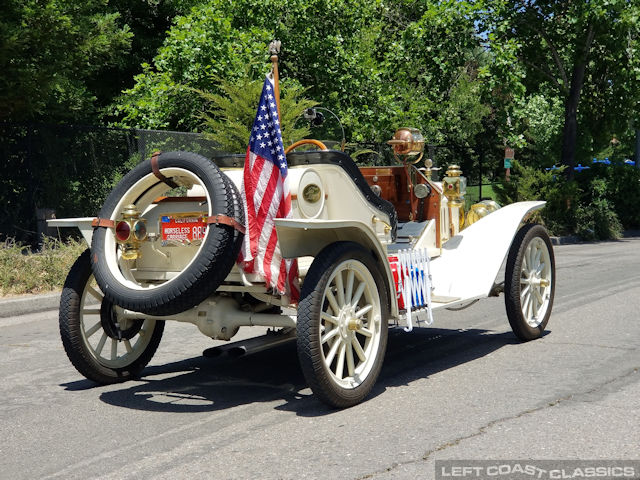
top-left (269, 40), bottom-right (282, 119)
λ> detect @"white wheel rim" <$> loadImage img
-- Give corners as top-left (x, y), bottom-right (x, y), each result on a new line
top-left (320, 260), bottom-right (382, 389)
top-left (79, 274), bottom-right (156, 368)
top-left (104, 167), bottom-right (213, 291)
top-left (520, 237), bottom-right (552, 327)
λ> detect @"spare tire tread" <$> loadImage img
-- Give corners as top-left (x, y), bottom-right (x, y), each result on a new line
top-left (91, 151), bottom-right (244, 316)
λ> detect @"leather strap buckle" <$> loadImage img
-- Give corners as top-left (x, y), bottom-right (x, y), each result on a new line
top-left (206, 214), bottom-right (246, 234)
top-left (150, 151), bottom-right (180, 189)
top-left (91, 218), bottom-right (115, 228)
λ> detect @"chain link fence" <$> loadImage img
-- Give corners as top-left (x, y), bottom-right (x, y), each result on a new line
top-left (1, 122), bottom-right (503, 244)
top-left (0, 123), bottom-right (221, 243)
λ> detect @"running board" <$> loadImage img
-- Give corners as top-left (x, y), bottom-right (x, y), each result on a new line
top-left (203, 329), bottom-right (295, 358)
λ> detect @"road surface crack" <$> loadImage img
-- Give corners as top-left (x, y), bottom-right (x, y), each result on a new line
top-left (544, 341), bottom-right (636, 351)
top-left (357, 367), bottom-right (639, 480)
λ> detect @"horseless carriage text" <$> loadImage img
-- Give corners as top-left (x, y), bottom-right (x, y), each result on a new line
top-left (49, 49), bottom-right (555, 408)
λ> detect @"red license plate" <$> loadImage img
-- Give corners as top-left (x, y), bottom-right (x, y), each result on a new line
top-left (160, 213), bottom-right (207, 244)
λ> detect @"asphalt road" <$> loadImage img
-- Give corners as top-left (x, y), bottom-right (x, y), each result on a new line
top-left (1, 238), bottom-right (639, 480)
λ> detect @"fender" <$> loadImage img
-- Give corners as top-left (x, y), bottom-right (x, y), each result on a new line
top-left (275, 218), bottom-right (399, 318)
top-left (47, 217), bottom-right (95, 245)
top-left (429, 201), bottom-right (545, 302)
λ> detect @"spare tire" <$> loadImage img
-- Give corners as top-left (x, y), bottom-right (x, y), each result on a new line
top-left (221, 169), bottom-right (245, 258)
top-left (91, 151), bottom-right (244, 316)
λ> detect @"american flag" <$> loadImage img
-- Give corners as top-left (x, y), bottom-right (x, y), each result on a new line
top-left (238, 76), bottom-right (300, 302)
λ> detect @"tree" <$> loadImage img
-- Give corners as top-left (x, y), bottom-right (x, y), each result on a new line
top-left (485, 0), bottom-right (640, 176)
top-left (198, 74), bottom-right (316, 153)
top-left (94, 0), bottom-right (202, 120)
top-left (113, 3), bottom-right (273, 129)
top-left (0, 0), bottom-right (133, 122)
top-left (114, 0), bottom-right (490, 158)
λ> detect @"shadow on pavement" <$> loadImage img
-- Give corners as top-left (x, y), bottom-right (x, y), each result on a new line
top-left (64, 326), bottom-right (522, 417)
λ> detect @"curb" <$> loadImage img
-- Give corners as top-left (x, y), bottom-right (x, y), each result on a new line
top-left (550, 235), bottom-right (581, 246)
top-left (0, 292), bottom-right (60, 319)
top-left (551, 229), bottom-right (640, 246)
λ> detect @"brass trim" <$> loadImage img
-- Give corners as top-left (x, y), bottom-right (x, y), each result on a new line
top-left (372, 215), bottom-right (391, 234)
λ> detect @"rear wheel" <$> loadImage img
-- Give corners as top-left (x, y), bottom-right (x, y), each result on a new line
top-left (297, 242), bottom-right (388, 408)
top-left (505, 223), bottom-right (555, 341)
top-left (60, 250), bottom-right (164, 384)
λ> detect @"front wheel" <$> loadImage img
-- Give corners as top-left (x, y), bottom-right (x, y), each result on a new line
top-left (505, 223), bottom-right (555, 341)
top-left (297, 242), bottom-right (389, 408)
top-left (60, 249), bottom-right (164, 384)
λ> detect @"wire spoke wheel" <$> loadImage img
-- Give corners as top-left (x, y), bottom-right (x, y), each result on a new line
top-left (80, 278), bottom-right (155, 369)
top-left (519, 237), bottom-right (552, 327)
top-left (505, 224), bottom-right (555, 341)
top-left (297, 242), bottom-right (388, 408)
top-left (60, 250), bottom-right (164, 384)
top-left (320, 259), bottom-right (382, 389)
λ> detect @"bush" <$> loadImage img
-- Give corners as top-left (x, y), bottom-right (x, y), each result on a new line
top-left (493, 161), bottom-right (576, 235)
top-left (0, 237), bottom-right (85, 296)
top-left (493, 160), bottom-right (639, 240)
top-left (574, 178), bottom-right (622, 240)
top-left (198, 74), bottom-right (316, 153)
top-left (574, 164), bottom-right (640, 230)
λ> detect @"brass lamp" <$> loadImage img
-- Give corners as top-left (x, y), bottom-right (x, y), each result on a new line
top-left (387, 128), bottom-right (426, 220)
top-left (442, 165), bottom-right (467, 232)
top-left (465, 199), bottom-right (501, 228)
top-left (442, 165), bottom-right (467, 208)
top-left (114, 204), bottom-right (148, 260)
top-left (387, 128), bottom-right (425, 163)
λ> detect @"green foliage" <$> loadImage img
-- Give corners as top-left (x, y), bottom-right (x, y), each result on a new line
top-left (482, 0), bottom-right (640, 169)
top-left (113, 0), bottom-right (491, 154)
top-left (493, 161), bottom-right (577, 235)
top-left (494, 160), bottom-right (640, 239)
top-left (113, 3), bottom-right (273, 129)
top-left (574, 178), bottom-right (622, 241)
top-left (0, 123), bottom-right (145, 241)
top-left (606, 167), bottom-right (640, 229)
top-left (573, 164), bottom-right (640, 231)
top-left (514, 94), bottom-right (564, 167)
top-left (435, 70), bottom-right (491, 147)
top-left (493, 161), bottom-right (561, 204)
top-left (0, 0), bottom-right (133, 122)
top-left (0, 237), bottom-right (86, 296)
top-left (198, 74), bottom-right (316, 153)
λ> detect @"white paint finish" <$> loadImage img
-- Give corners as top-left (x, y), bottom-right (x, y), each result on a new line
top-left (275, 219), bottom-right (398, 318)
top-left (47, 217), bottom-right (94, 245)
top-left (429, 201), bottom-right (545, 302)
top-left (412, 219), bottom-right (441, 258)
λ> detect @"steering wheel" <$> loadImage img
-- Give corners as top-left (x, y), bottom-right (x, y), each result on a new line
top-left (284, 139), bottom-right (329, 155)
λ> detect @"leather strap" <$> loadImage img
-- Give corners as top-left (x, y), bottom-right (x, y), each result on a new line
top-left (206, 214), bottom-right (246, 234)
top-left (91, 218), bottom-right (115, 228)
top-left (150, 151), bottom-right (180, 189)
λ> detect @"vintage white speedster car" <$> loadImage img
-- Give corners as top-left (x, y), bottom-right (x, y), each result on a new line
top-left (49, 134), bottom-right (555, 408)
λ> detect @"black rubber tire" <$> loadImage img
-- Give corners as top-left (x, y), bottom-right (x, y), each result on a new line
top-left (60, 249), bottom-right (165, 384)
top-left (91, 151), bottom-right (243, 316)
top-left (297, 242), bottom-right (389, 408)
top-left (505, 223), bottom-right (555, 341)
top-left (221, 171), bottom-right (245, 257)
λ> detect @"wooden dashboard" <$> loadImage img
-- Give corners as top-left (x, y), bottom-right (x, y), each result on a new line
top-left (360, 166), bottom-right (442, 242)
